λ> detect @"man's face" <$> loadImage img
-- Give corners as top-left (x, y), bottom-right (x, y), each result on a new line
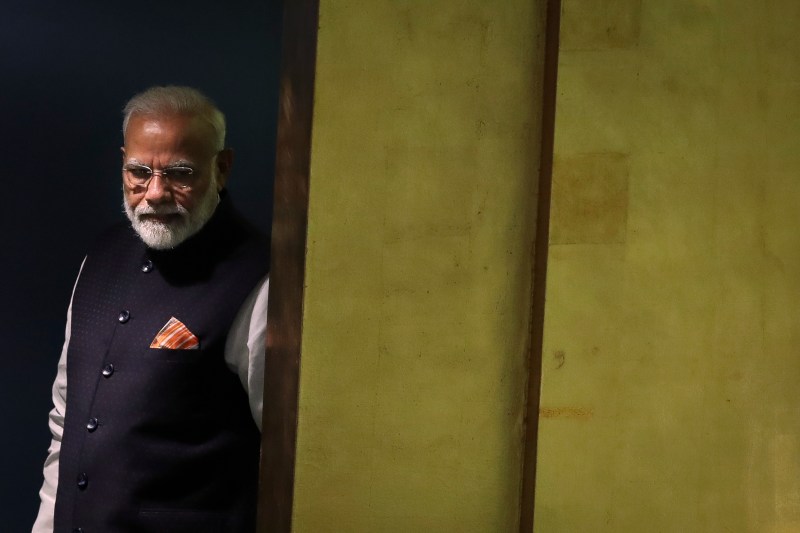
top-left (122, 113), bottom-right (231, 249)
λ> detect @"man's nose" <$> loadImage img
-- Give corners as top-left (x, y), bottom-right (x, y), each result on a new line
top-left (144, 174), bottom-right (173, 204)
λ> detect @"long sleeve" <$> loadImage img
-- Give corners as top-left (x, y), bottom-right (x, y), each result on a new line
top-left (32, 261), bottom-right (84, 533)
top-left (224, 275), bottom-right (270, 431)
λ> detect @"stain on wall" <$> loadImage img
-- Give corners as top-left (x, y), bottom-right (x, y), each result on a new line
top-left (539, 407), bottom-right (594, 419)
top-left (560, 0), bottom-right (642, 50)
top-left (550, 152), bottom-right (629, 245)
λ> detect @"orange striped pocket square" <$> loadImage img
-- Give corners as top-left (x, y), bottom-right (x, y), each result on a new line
top-left (150, 317), bottom-right (200, 350)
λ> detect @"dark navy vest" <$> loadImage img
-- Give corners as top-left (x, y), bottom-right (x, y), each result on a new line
top-left (53, 194), bottom-right (269, 533)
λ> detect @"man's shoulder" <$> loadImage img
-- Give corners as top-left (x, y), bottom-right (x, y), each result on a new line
top-left (213, 195), bottom-right (271, 262)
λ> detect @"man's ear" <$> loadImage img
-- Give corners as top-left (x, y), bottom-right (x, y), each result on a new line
top-left (215, 148), bottom-right (234, 191)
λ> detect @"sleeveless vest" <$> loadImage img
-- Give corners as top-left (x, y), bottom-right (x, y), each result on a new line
top-left (53, 194), bottom-right (269, 533)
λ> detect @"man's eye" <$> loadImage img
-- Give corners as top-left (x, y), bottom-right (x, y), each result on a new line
top-left (128, 168), bottom-right (151, 180)
top-left (163, 167), bottom-right (194, 180)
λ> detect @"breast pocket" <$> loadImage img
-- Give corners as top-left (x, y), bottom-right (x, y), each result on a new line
top-left (148, 316), bottom-right (201, 350)
top-left (144, 346), bottom-right (206, 363)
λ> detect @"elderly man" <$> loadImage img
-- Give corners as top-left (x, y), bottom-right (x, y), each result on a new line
top-left (33, 86), bottom-right (270, 533)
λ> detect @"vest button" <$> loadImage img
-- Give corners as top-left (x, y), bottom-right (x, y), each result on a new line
top-left (118, 310), bottom-right (131, 323)
top-left (102, 363), bottom-right (115, 378)
top-left (72, 529), bottom-right (84, 533)
top-left (141, 259), bottom-right (154, 273)
top-left (87, 418), bottom-right (98, 432)
top-left (77, 472), bottom-right (88, 490)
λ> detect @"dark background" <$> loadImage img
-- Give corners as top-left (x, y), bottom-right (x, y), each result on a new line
top-left (0, 1), bottom-right (282, 528)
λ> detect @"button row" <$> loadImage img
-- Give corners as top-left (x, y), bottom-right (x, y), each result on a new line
top-left (91, 363), bottom-right (114, 442)
top-left (73, 348), bottom-right (123, 532)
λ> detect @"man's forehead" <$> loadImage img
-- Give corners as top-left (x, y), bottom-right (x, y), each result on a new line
top-left (127, 112), bottom-right (204, 131)
top-left (124, 113), bottom-right (217, 149)
top-left (136, 117), bottom-right (172, 135)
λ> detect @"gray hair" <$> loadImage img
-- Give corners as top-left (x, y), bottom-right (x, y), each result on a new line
top-left (122, 86), bottom-right (226, 151)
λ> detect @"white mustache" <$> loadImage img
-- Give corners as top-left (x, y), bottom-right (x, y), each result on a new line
top-left (135, 204), bottom-right (186, 217)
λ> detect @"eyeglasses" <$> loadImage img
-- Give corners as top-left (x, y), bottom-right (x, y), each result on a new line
top-left (122, 164), bottom-right (198, 191)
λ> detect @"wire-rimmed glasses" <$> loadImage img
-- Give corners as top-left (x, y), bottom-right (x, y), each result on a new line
top-left (122, 164), bottom-right (198, 191)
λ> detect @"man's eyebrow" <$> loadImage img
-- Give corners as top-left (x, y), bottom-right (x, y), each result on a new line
top-left (165, 159), bottom-right (195, 167)
top-left (121, 159), bottom-right (196, 167)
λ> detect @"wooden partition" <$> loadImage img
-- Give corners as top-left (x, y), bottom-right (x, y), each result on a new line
top-left (258, 1), bottom-right (319, 531)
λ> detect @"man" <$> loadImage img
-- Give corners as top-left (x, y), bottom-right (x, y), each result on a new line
top-left (33, 86), bottom-right (270, 532)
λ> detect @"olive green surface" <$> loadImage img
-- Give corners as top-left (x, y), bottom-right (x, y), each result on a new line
top-left (535, 1), bottom-right (800, 531)
top-left (291, 2), bottom-right (547, 531)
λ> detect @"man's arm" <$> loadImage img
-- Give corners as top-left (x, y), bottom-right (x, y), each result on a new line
top-left (32, 260), bottom-right (84, 533)
top-left (224, 275), bottom-right (270, 431)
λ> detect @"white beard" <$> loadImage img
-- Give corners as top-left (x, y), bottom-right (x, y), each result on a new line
top-left (124, 182), bottom-right (220, 250)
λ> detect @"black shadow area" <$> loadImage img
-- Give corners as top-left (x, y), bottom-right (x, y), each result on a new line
top-left (0, 1), bottom-right (281, 528)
